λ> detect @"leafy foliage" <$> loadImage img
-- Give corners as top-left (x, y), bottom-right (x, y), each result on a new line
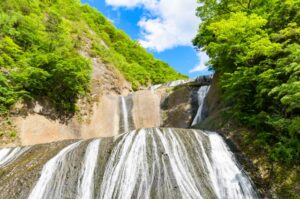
top-left (0, 0), bottom-right (186, 114)
top-left (194, 0), bottom-right (300, 165)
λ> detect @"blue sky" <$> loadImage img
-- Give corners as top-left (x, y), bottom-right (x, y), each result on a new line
top-left (81, 0), bottom-right (213, 78)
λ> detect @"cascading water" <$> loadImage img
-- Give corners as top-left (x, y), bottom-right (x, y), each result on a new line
top-left (166, 79), bottom-right (193, 87)
top-left (120, 96), bottom-right (129, 133)
top-left (0, 79), bottom-right (260, 199)
top-left (192, 85), bottom-right (210, 126)
top-left (0, 147), bottom-right (29, 167)
top-left (149, 79), bottom-right (193, 91)
top-left (150, 84), bottom-right (162, 91)
top-left (208, 133), bottom-right (258, 199)
top-left (77, 139), bottom-right (101, 199)
top-left (119, 96), bottom-right (135, 133)
top-left (27, 141), bottom-right (83, 199)
top-left (0, 128), bottom-right (259, 199)
top-left (99, 129), bottom-right (258, 199)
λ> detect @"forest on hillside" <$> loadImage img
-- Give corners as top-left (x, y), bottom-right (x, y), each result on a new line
top-left (0, 0), bottom-right (186, 114)
top-left (194, 0), bottom-right (300, 166)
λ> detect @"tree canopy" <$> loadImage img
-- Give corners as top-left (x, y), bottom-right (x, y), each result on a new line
top-left (194, 0), bottom-right (300, 165)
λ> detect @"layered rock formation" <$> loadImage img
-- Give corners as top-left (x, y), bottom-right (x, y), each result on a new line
top-left (9, 77), bottom-right (211, 146)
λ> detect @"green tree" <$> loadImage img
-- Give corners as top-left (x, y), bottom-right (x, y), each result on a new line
top-left (194, 0), bottom-right (300, 165)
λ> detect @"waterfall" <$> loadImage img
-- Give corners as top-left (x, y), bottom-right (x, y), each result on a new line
top-left (192, 85), bottom-right (210, 126)
top-left (0, 147), bottom-right (29, 167)
top-left (99, 129), bottom-right (214, 199)
top-left (99, 130), bottom-right (151, 199)
top-left (121, 96), bottom-right (129, 133)
top-left (0, 128), bottom-right (259, 199)
top-left (194, 131), bottom-right (221, 198)
top-left (97, 128), bottom-right (258, 199)
top-left (166, 79), bottom-right (192, 87)
top-left (149, 79), bottom-right (193, 90)
top-left (119, 96), bottom-right (135, 133)
top-left (149, 84), bottom-right (162, 91)
top-left (208, 133), bottom-right (258, 199)
top-left (27, 141), bottom-right (83, 199)
top-left (77, 139), bottom-right (101, 199)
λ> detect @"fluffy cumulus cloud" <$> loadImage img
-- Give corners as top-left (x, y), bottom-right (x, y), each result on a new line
top-left (106, 0), bottom-right (199, 51)
top-left (105, 0), bottom-right (209, 73)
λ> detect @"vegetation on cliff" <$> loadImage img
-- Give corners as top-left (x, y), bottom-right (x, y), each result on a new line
top-left (194, 1), bottom-right (299, 197)
top-left (0, 0), bottom-right (186, 114)
top-left (194, 0), bottom-right (299, 166)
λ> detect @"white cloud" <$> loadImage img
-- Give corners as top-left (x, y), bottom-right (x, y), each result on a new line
top-left (189, 51), bottom-right (210, 73)
top-left (105, 0), bottom-right (209, 72)
top-left (105, 0), bottom-right (200, 51)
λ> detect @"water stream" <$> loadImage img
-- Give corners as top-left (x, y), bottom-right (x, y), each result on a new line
top-left (119, 96), bottom-right (135, 133)
top-left (192, 85), bottom-right (211, 126)
top-left (0, 128), bottom-right (259, 199)
top-left (208, 133), bottom-right (257, 199)
top-left (0, 81), bottom-right (259, 199)
top-left (27, 141), bottom-right (83, 199)
top-left (121, 97), bottom-right (129, 133)
top-left (77, 139), bottom-right (101, 199)
top-left (0, 147), bottom-right (29, 167)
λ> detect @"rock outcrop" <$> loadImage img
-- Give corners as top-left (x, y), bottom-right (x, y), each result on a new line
top-left (6, 77), bottom-right (212, 146)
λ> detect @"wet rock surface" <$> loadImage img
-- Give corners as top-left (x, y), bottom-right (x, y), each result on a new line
top-left (161, 86), bottom-right (199, 128)
top-left (0, 128), bottom-right (259, 199)
top-left (0, 140), bottom-right (76, 199)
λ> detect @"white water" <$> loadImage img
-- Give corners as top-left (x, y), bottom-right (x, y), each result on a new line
top-left (155, 129), bottom-right (204, 199)
top-left (150, 84), bottom-right (162, 91)
top-left (99, 130), bottom-right (150, 199)
top-left (98, 129), bottom-right (258, 199)
top-left (192, 85), bottom-right (210, 126)
top-left (77, 139), bottom-right (101, 199)
top-left (193, 131), bottom-right (221, 198)
top-left (167, 79), bottom-right (192, 87)
top-left (0, 78), bottom-right (259, 199)
top-left (99, 129), bottom-right (205, 199)
top-left (149, 79), bottom-right (193, 90)
top-left (208, 132), bottom-right (258, 199)
top-left (28, 141), bottom-right (82, 199)
top-left (121, 96), bottom-right (129, 133)
top-left (0, 129), bottom-right (259, 199)
top-left (0, 147), bottom-right (29, 167)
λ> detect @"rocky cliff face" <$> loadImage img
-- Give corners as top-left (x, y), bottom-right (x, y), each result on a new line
top-left (161, 86), bottom-right (198, 128)
top-left (1, 76), bottom-right (210, 147)
top-left (1, 38), bottom-right (132, 147)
